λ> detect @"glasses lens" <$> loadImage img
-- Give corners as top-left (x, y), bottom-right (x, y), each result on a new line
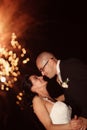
top-left (40, 60), bottom-right (49, 72)
top-left (40, 58), bottom-right (53, 72)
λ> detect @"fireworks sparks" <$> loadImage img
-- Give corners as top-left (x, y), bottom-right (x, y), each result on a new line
top-left (0, 1), bottom-right (34, 90)
top-left (0, 0), bottom-right (35, 47)
top-left (0, 33), bottom-right (29, 90)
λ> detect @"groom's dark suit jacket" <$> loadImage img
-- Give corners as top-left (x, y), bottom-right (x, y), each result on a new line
top-left (60, 58), bottom-right (87, 118)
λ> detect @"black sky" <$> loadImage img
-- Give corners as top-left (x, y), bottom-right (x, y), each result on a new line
top-left (23, 1), bottom-right (86, 55)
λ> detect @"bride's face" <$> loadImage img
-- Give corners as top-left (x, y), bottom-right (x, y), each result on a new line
top-left (29, 75), bottom-right (47, 92)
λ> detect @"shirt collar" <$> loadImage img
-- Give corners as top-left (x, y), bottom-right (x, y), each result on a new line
top-left (56, 60), bottom-right (61, 75)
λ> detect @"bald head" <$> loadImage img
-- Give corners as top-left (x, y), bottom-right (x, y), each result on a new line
top-left (36, 51), bottom-right (55, 68)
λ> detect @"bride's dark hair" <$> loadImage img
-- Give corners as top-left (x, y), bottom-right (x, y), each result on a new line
top-left (20, 74), bottom-right (37, 108)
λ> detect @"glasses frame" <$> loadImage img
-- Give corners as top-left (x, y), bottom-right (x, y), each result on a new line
top-left (40, 57), bottom-right (53, 72)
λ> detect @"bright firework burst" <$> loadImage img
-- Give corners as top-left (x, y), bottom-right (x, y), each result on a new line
top-left (0, 0), bottom-right (34, 94)
top-left (0, 33), bottom-right (29, 90)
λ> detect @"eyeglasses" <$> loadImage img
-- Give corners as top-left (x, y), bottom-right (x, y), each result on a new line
top-left (40, 57), bottom-right (53, 72)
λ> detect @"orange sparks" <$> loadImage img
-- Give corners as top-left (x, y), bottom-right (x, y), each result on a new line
top-left (0, 33), bottom-right (29, 89)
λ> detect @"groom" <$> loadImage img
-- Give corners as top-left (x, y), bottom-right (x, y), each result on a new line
top-left (36, 51), bottom-right (87, 129)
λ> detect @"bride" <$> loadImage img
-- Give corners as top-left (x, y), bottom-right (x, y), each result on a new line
top-left (22, 74), bottom-right (83, 130)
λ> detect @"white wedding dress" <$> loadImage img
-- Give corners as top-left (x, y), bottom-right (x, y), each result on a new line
top-left (49, 101), bottom-right (72, 124)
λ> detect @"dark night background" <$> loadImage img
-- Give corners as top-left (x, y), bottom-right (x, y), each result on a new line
top-left (0, 0), bottom-right (87, 129)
